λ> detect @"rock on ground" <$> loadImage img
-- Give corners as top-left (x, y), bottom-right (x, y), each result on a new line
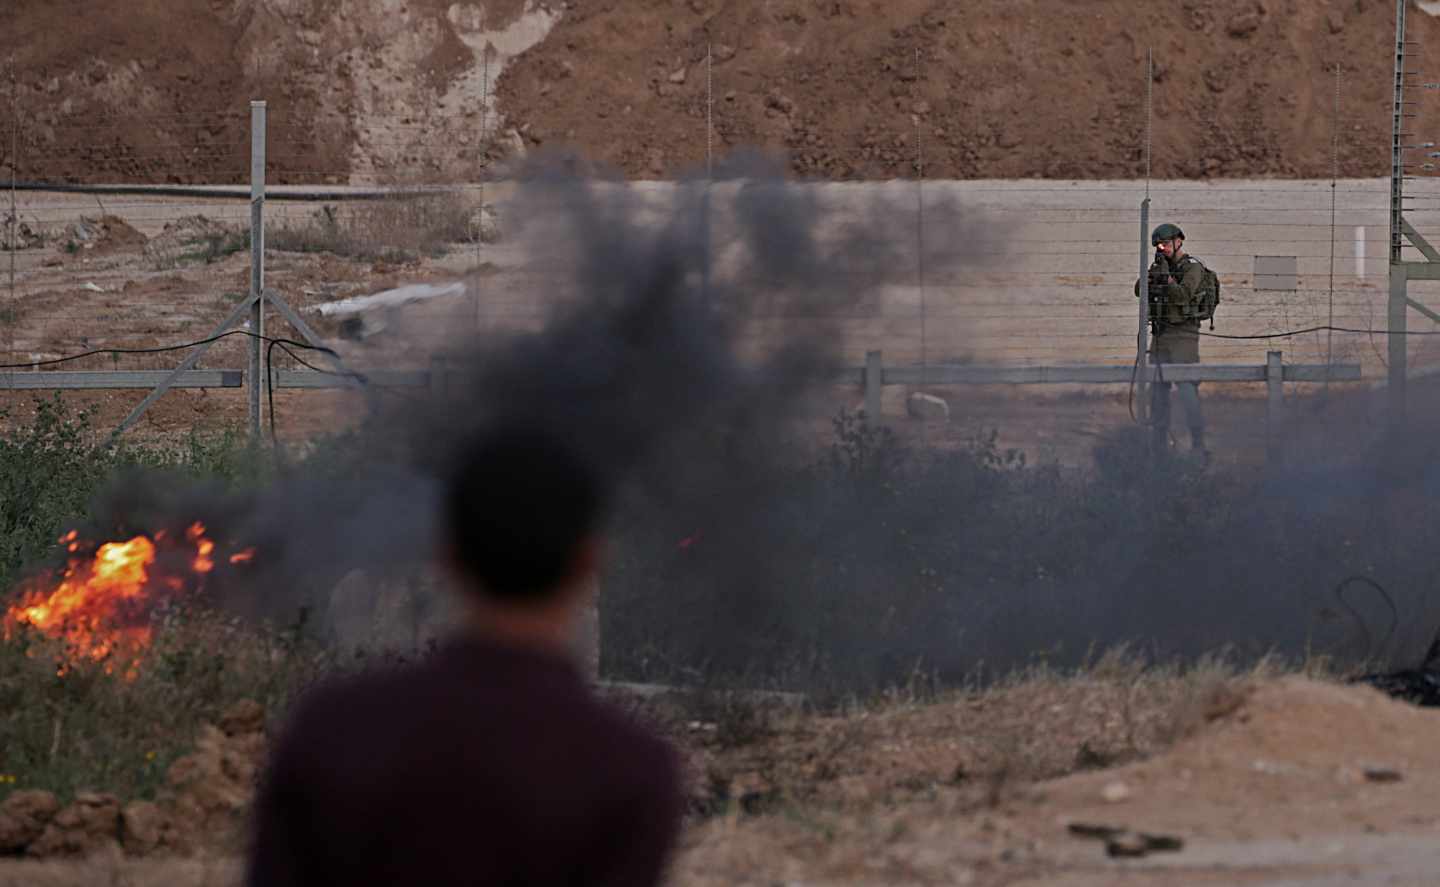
top-left (907, 392), bottom-right (950, 421)
top-left (0, 791), bottom-right (61, 854)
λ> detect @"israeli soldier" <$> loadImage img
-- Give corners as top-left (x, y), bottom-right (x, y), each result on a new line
top-left (1135, 223), bottom-right (1210, 461)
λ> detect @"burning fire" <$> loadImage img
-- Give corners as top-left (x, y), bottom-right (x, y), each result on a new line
top-left (3, 522), bottom-right (255, 671)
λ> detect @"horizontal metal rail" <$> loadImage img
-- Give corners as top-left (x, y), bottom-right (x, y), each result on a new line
top-left (0, 371), bottom-right (243, 389)
top-left (876, 363), bottom-right (1362, 385)
top-left (6, 181), bottom-right (443, 201)
top-left (273, 370), bottom-right (428, 388)
top-left (0, 364), bottom-right (1361, 390)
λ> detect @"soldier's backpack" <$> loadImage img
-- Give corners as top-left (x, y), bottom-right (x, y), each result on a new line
top-left (1192, 259), bottom-right (1221, 328)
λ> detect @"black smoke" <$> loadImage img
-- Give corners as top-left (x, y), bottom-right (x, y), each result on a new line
top-left (49, 156), bottom-right (1440, 693)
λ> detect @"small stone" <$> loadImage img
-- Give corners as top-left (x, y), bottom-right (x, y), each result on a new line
top-left (1226, 12), bottom-right (1261, 37)
top-left (1100, 781), bottom-right (1131, 803)
top-left (907, 392), bottom-right (950, 421)
top-left (1363, 766), bottom-right (1403, 784)
top-left (764, 92), bottom-right (795, 116)
top-left (1108, 830), bottom-right (1183, 857)
top-left (1327, 11), bottom-right (1344, 34)
top-left (1105, 831), bottom-right (1149, 857)
top-left (1204, 66), bottom-right (1230, 94)
top-left (668, 67), bottom-right (687, 84)
top-left (713, 43), bottom-right (736, 61)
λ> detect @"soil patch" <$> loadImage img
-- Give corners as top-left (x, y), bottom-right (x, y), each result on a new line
top-left (496, 0), bottom-right (1440, 180)
top-left (8, 2), bottom-right (1439, 184)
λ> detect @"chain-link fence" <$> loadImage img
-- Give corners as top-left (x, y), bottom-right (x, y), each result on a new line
top-left (2, 49), bottom-right (1424, 456)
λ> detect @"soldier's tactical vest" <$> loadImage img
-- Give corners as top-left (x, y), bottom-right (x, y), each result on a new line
top-left (1146, 256), bottom-right (1220, 328)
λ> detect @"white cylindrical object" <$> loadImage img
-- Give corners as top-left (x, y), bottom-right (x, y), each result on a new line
top-left (1356, 225), bottom-right (1366, 280)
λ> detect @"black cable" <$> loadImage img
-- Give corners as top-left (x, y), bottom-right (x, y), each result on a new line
top-left (266, 339), bottom-right (434, 446)
top-left (1154, 319), bottom-right (1440, 340)
top-left (274, 341), bottom-right (428, 406)
top-left (0, 327), bottom-right (346, 448)
top-left (0, 329), bottom-right (340, 370)
top-left (1126, 350), bottom-right (1140, 423)
top-left (273, 341), bottom-right (366, 382)
top-left (0, 316), bottom-right (457, 449)
top-left (1335, 575), bottom-right (1399, 663)
top-left (263, 336), bottom-right (368, 446)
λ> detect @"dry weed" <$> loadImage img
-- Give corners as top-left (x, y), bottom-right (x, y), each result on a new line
top-left (654, 650), bottom-right (1267, 823)
top-left (268, 193), bottom-right (485, 263)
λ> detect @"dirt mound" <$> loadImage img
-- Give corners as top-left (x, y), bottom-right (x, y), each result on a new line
top-left (672, 676), bottom-right (1440, 885)
top-left (0, 700), bottom-right (268, 860)
top-left (4, 0), bottom-right (548, 185)
top-left (60, 216), bottom-right (147, 257)
top-left (6, 1), bottom-right (1437, 184)
top-left (1035, 676), bottom-right (1440, 840)
top-left (498, 0), bottom-right (1438, 180)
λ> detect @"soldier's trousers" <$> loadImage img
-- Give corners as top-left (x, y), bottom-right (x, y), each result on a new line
top-left (1150, 325), bottom-right (1205, 450)
top-left (1150, 380), bottom-right (1204, 450)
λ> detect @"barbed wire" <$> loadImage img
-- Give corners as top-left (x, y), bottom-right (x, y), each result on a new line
top-left (6, 59), bottom-right (1437, 449)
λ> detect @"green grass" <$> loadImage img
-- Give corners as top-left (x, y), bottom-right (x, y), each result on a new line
top-left (0, 611), bottom-right (330, 803)
top-left (0, 397), bottom-right (266, 595)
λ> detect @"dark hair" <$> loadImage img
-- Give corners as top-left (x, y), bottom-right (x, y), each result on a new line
top-left (444, 428), bottom-right (603, 601)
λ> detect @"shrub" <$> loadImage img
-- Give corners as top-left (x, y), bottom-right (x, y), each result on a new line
top-left (0, 607), bottom-right (333, 803)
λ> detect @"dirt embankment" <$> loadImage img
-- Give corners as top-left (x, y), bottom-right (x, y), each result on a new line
top-left (3, 0), bottom-right (543, 185)
top-left (497, 0), bottom-right (1439, 180)
top-left (6, 1), bottom-right (1440, 184)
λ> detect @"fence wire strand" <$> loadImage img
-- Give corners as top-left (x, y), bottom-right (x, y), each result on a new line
top-left (1, 56), bottom-right (1431, 451)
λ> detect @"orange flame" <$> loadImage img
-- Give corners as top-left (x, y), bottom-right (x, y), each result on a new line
top-left (4, 524), bottom-right (256, 674)
top-left (7, 535), bottom-right (157, 664)
top-left (188, 523), bottom-right (215, 573)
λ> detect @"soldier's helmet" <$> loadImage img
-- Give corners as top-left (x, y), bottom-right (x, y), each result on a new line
top-left (1151, 223), bottom-right (1185, 246)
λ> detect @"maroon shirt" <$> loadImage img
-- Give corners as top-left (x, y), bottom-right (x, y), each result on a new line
top-left (247, 637), bottom-right (683, 886)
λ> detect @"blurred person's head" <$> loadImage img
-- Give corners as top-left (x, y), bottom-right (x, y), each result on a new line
top-left (443, 428), bottom-right (604, 653)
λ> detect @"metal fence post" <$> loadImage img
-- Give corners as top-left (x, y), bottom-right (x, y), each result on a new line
top-left (864, 349), bottom-right (883, 424)
top-left (1266, 351), bottom-right (1283, 468)
top-left (249, 100), bottom-right (267, 438)
top-left (1136, 198), bottom-right (1151, 420)
top-left (700, 43), bottom-right (714, 311)
top-left (1388, 0), bottom-right (1408, 434)
top-left (1388, 262), bottom-right (1407, 432)
top-left (7, 66), bottom-right (17, 392)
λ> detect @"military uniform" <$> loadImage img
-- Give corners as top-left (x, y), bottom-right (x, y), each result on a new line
top-left (1135, 250), bottom-right (1207, 455)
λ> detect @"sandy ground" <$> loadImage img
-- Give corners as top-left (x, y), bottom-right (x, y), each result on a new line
top-left (3, 677), bottom-right (1440, 885)
top-left (673, 677), bottom-right (1440, 886)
